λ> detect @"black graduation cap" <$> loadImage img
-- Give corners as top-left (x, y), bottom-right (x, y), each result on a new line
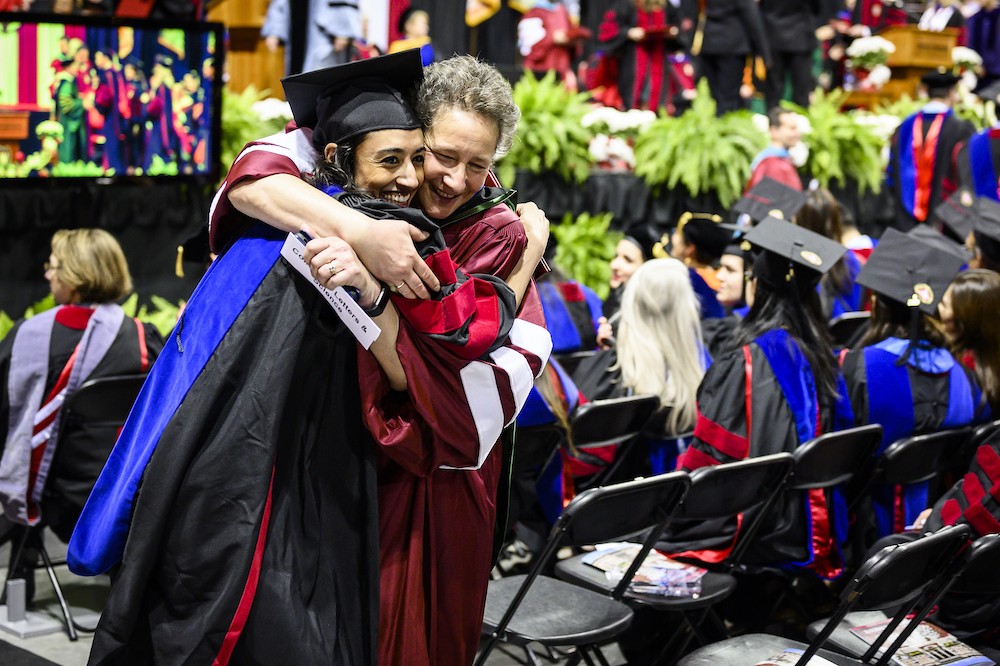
top-left (282, 50), bottom-right (423, 149)
top-left (731, 177), bottom-right (808, 223)
top-left (744, 216), bottom-right (845, 292)
top-left (855, 228), bottom-right (965, 315)
top-left (921, 67), bottom-right (960, 89)
top-left (623, 224), bottom-right (663, 261)
top-left (932, 188), bottom-right (978, 240)
top-left (974, 198), bottom-right (1000, 266)
top-left (676, 211), bottom-right (733, 260)
top-left (907, 224), bottom-right (973, 263)
top-left (976, 78), bottom-right (1000, 105)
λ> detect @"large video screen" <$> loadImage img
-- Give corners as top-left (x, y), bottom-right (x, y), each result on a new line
top-left (0, 13), bottom-right (223, 180)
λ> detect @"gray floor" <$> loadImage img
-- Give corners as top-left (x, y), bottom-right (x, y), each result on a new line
top-left (0, 530), bottom-right (626, 666)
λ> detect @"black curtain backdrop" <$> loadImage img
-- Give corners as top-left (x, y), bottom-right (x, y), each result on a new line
top-left (513, 169), bottom-right (894, 238)
top-left (0, 182), bottom-right (209, 318)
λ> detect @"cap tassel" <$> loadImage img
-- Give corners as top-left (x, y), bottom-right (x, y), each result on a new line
top-left (175, 246), bottom-right (184, 278)
top-left (896, 295), bottom-right (922, 367)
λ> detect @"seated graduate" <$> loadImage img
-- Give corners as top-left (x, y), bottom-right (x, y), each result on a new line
top-left (841, 229), bottom-right (991, 545)
top-left (970, 198), bottom-right (1000, 272)
top-left (939, 269), bottom-right (1000, 411)
top-left (702, 237), bottom-right (754, 359)
top-left (668, 212), bottom-right (729, 319)
top-left (0, 229), bottom-right (162, 602)
top-left (671, 217), bottom-right (855, 578)
top-left (575, 257), bottom-right (709, 477)
top-left (797, 187), bottom-right (864, 320)
top-left (536, 238), bottom-right (604, 354)
top-left (602, 224), bottom-right (656, 320)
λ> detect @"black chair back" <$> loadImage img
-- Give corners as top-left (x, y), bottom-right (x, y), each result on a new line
top-left (829, 311), bottom-right (870, 348)
top-left (790, 424), bottom-right (883, 490)
top-left (674, 453), bottom-right (795, 522)
top-left (59, 374), bottom-right (147, 426)
top-left (513, 424), bottom-right (564, 474)
top-left (571, 394), bottom-right (660, 448)
top-left (559, 472), bottom-right (692, 549)
top-left (947, 533), bottom-right (1000, 595)
top-left (879, 429), bottom-right (972, 487)
top-left (553, 350), bottom-right (596, 376)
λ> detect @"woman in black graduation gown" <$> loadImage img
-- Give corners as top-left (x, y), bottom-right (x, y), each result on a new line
top-left (841, 229), bottom-right (990, 545)
top-left (669, 217), bottom-right (855, 579)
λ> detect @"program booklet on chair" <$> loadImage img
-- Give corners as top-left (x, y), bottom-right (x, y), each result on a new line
top-left (849, 619), bottom-right (994, 666)
top-left (582, 543), bottom-right (707, 597)
top-left (754, 648), bottom-right (839, 665)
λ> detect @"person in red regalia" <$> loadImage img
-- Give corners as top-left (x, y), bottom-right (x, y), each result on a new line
top-left (518, 0), bottom-right (591, 91)
top-left (595, 0), bottom-right (690, 111)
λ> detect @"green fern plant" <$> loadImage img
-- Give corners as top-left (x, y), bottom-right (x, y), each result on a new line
top-left (551, 211), bottom-right (622, 300)
top-left (874, 93), bottom-right (923, 120)
top-left (786, 89), bottom-right (884, 194)
top-left (497, 70), bottom-right (595, 187)
top-left (634, 79), bottom-right (766, 208)
top-left (0, 311), bottom-right (13, 341)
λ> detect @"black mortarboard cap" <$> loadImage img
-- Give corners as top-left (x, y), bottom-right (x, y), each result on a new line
top-left (676, 211), bottom-right (733, 260)
top-left (974, 198), bottom-right (1000, 266)
top-left (855, 228), bottom-right (965, 315)
top-left (731, 177), bottom-right (808, 223)
top-left (745, 216), bottom-right (846, 291)
top-left (282, 50), bottom-right (423, 149)
top-left (623, 224), bottom-right (662, 261)
top-left (932, 188), bottom-right (978, 240)
top-left (976, 78), bottom-right (1000, 104)
top-left (921, 67), bottom-right (960, 89)
top-left (907, 224), bottom-right (973, 263)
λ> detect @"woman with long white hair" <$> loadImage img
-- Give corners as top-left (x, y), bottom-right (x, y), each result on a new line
top-left (574, 257), bottom-right (709, 474)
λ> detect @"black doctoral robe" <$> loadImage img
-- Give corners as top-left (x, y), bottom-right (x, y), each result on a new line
top-left (72, 225), bottom-right (381, 666)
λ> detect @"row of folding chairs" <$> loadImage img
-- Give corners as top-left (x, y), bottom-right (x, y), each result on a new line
top-left (484, 418), bottom-right (1000, 666)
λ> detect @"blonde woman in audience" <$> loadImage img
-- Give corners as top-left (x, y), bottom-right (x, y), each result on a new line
top-left (574, 257), bottom-right (709, 475)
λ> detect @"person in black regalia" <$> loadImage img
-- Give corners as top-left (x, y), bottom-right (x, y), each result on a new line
top-left (687, 0), bottom-right (771, 114)
top-left (759, 0), bottom-right (821, 108)
top-left (841, 229), bottom-right (991, 545)
top-left (887, 69), bottom-right (975, 232)
top-left (667, 217), bottom-right (855, 579)
top-left (67, 55), bottom-right (430, 666)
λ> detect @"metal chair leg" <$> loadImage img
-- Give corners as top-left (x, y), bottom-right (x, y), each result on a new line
top-left (591, 645), bottom-right (613, 666)
top-left (37, 541), bottom-right (77, 641)
top-left (0, 526), bottom-right (31, 605)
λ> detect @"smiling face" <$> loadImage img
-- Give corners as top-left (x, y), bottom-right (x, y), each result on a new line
top-left (417, 107), bottom-right (497, 220)
top-left (336, 128), bottom-right (425, 206)
top-left (609, 239), bottom-right (644, 289)
top-left (716, 253), bottom-right (746, 306)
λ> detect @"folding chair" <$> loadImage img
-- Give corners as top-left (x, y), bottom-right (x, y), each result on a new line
top-left (2, 374), bottom-right (146, 640)
top-left (677, 524), bottom-right (973, 666)
top-left (569, 394), bottom-right (661, 491)
top-left (829, 311), bottom-right (871, 348)
top-left (556, 453), bottom-right (796, 665)
top-left (747, 425), bottom-right (884, 625)
top-left (475, 471), bottom-right (692, 666)
top-left (807, 532), bottom-right (1000, 661)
